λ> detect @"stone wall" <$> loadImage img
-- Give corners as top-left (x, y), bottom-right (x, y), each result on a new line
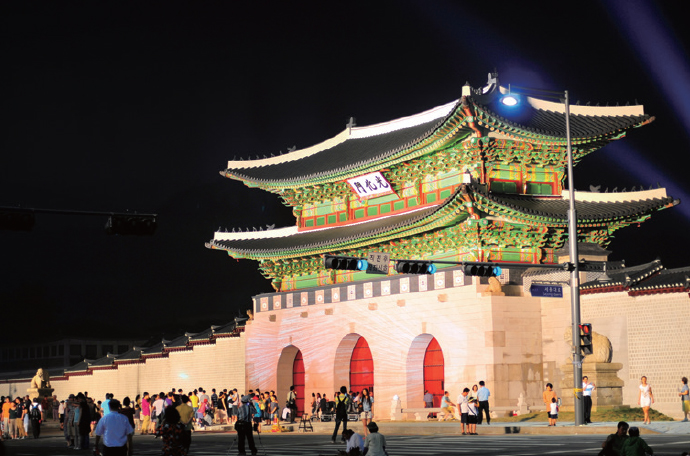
top-left (0, 336), bottom-right (245, 401)
top-left (582, 291), bottom-right (690, 419)
top-left (2, 275), bottom-right (688, 422)
top-left (245, 275), bottom-right (545, 419)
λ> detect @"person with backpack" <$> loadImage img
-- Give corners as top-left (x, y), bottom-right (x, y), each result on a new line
top-left (235, 394), bottom-right (257, 456)
top-left (29, 398), bottom-right (42, 439)
top-left (331, 386), bottom-right (350, 444)
top-left (286, 386), bottom-right (297, 424)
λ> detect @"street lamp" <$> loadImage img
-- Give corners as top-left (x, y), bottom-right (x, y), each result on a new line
top-left (500, 84), bottom-right (584, 426)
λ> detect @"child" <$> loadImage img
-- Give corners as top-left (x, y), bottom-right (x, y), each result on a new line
top-left (270, 395), bottom-right (279, 425)
top-left (549, 397), bottom-right (558, 426)
top-left (467, 399), bottom-right (478, 435)
top-left (620, 426), bottom-right (652, 455)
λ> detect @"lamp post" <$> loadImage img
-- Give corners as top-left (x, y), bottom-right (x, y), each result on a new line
top-left (501, 86), bottom-right (584, 426)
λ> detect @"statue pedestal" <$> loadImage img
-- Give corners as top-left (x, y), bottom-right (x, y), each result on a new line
top-left (27, 387), bottom-right (54, 401)
top-left (390, 397), bottom-right (403, 421)
top-left (559, 362), bottom-right (624, 411)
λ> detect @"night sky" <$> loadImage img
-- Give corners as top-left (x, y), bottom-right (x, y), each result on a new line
top-left (3, 1), bottom-right (689, 344)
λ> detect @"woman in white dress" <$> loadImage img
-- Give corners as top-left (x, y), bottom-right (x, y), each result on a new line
top-left (638, 375), bottom-right (654, 424)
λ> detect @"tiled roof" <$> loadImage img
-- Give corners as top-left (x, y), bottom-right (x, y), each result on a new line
top-left (224, 117), bottom-right (447, 184)
top-left (113, 347), bottom-right (143, 362)
top-left (629, 267), bottom-right (690, 293)
top-left (213, 318), bottom-right (247, 336)
top-left (88, 355), bottom-right (116, 368)
top-left (475, 99), bottom-right (650, 140)
top-left (209, 204), bottom-right (441, 256)
top-left (209, 185), bottom-right (677, 259)
top-left (64, 360), bottom-right (92, 373)
top-left (165, 335), bottom-right (190, 350)
top-left (188, 327), bottom-right (216, 342)
top-left (581, 260), bottom-right (663, 290)
top-left (473, 185), bottom-right (678, 224)
top-left (141, 340), bottom-right (169, 356)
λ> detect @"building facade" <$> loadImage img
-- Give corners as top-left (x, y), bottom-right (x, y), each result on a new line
top-left (3, 75), bottom-right (686, 421)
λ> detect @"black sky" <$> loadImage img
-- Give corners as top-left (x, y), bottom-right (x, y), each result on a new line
top-left (2, 1), bottom-right (689, 343)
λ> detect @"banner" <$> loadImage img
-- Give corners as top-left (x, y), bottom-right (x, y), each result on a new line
top-left (346, 172), bottom-right (395, 199)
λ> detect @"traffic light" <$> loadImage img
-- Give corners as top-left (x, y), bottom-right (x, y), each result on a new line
top-left (579, 323), bottom-right (593, 356)
top-left (463, 263), bottom-right (502, 277)
top-left (0, 208), bottom-right (35, 231)
top-left (324, 255), bottom-right (368, 271)
top-left (395, 260), bottom-right (437, 275)
top-left (105, 215), bottom-right (157, 235)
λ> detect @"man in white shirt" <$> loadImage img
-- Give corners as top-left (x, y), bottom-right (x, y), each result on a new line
top-left (94, 399), bottom-right (133, 456)
top-left (457, 388), bottom-right (470, 435)
top-left (582, 376), bottom-right (596, 424)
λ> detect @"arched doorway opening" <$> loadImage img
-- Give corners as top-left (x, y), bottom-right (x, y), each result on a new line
top-left (293, 350), bottom-right (305, 417)
top-left (350, 336), bottom-right (374, 394)
top-left (406, 334), bottom-right (444, 408)
top-left (276, 345), bottom-right (304, 417)
top-left (423, 337), bottom-right (444, 407)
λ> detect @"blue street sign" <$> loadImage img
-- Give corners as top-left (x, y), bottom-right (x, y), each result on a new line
top-left (530, 284), bottom-right (563, 298)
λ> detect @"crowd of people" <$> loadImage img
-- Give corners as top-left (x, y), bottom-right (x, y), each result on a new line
top-left (1, 395), bottom-right (45, 440)
top-left (4, 374), bottom-right (690, 455)
top-left (431, 381), bottom-right (491, 435)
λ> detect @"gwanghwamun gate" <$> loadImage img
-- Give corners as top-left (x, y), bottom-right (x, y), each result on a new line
top-left (3, 73), bottom-right (688, 420)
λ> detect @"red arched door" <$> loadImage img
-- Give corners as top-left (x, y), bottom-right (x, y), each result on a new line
top-left (423, 337), bottom-right (444, 407)
top-left (293, 350), bottom-right (305, 416)
top-left (350, 337), bottom-right (374, 394)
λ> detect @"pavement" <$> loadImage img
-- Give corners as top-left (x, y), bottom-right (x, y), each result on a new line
top-left (21, 417), bottom-right (690, 440)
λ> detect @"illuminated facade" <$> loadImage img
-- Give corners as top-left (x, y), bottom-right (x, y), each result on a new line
top-left (3, 75), bottom-right (686, 420)
top-left (207, 73), bottom-right (680, 417)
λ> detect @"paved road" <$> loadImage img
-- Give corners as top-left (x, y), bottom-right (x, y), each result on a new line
top-left (4, 432), bottom-right (690, 456)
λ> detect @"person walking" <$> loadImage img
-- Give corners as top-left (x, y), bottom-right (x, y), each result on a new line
top-left (477, 381), bottom-right (490, 425)
top-left (638, 376), bottom-right (654, 425)
top-left (331, 386), bottom-right (350, 444)
top-left (359, 388), bottom-right (374, 437)
top-left (583, 376), bottom-right (596, 424)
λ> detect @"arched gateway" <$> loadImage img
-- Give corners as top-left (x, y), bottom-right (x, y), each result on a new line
top-left (407, 334), bottom-right (444, 408)
top-left (334, 334), bottom-right (374, 393)
top-left (277, 345), bottom-right (304, 417)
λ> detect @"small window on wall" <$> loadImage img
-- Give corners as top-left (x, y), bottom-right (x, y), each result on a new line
top-left (491, 181), bottom-right (518, 194)
top-left (526, 182), bottom-right (554, 195)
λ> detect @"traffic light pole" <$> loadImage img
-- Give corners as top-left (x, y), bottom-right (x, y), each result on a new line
top-left (564, 90), bottom-right (585, 426)
top-left (0, 205), bottom-right (157, 235)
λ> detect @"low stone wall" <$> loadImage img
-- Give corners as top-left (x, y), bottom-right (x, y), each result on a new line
top-left (1, 335), bottom-right (246, 401)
